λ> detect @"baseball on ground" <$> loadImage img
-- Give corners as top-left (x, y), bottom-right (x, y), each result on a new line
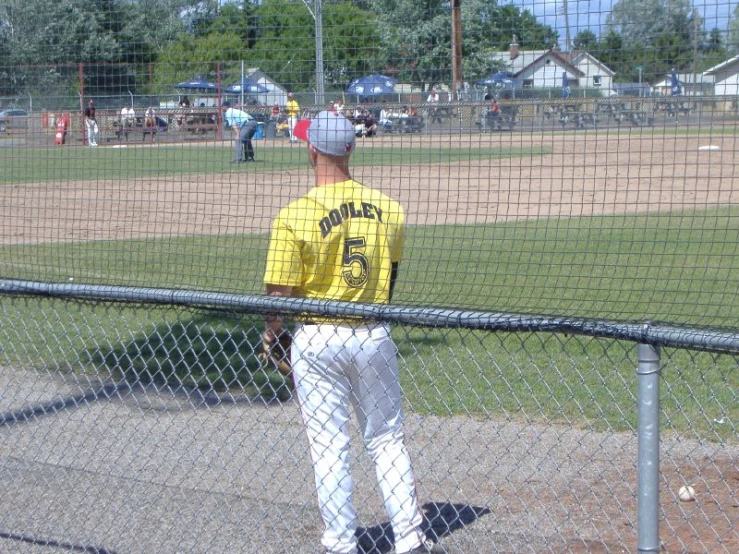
top-left (678, 484), bottom-right (696, 502)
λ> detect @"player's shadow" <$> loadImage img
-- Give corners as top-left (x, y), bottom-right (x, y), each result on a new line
top-left (355, 501), bottom-right (491, 554)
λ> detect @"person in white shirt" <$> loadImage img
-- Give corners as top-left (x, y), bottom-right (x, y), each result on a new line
top-left (120, 105), bottom-right (135, 141)
top-left (426, 88), bottom-right (442, 123)
top-left (144, 106), bottom-right (157, 142)
top-left (84, 100), bottom-right (98, 147)
top-left (379, 108), bottom-right (393, 132)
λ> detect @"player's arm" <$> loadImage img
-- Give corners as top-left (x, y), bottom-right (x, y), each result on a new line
top-left (389, 263), bottom-right (399, 302)
top-left (265, 284), bottom-right (294, 334)
top-left (262, 284), bottom-right (295, 376)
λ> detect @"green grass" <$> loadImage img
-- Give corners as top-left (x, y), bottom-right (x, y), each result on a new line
top-left (0, 143), bottom-right (735, 439)
top-left (4, 208), bottom-right (737, 326)
top-left (1, 208), bottom-right (737, 440)
top-left (0, 143), bottom-right (546, 183)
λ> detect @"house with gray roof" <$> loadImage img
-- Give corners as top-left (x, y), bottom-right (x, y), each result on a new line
top-left (703, 56), bottom-right (739, 96)
top-left (488, 37), bottom-right (615, 95)
top-left (651, 72), bottom-right (714, 96)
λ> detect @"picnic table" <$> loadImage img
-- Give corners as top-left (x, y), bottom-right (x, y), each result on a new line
top-left (614, 109), bottom-right (654, 127)
top-left (545, 103), bottom-right (601, 129)
top-left (385, 115), bottom-right (424, 134)
top-left (559, 112), bottom-right (599, 129)
top-left (652, 99), bottom-right (691, 117)
top-left (425, 104), bottom-right (455, 124)
top-left (543, 102), bottom-right (582, 119)
top-left (109, 116), bottom-right (165, 142)
top-left (594, 101), bottom-right (630, 117)
top-left (476, 105), bottom-right (517, 131)
top-left (180, 110), bottom-right (219, 135)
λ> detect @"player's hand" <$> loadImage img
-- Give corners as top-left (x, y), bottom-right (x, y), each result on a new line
top-left (260, 329), bottom-right (292, 377)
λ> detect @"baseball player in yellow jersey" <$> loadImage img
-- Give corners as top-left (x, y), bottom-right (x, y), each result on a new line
top-left (285, 92), bottom-right (300, 142)
top-left (263, 111), bottom-right (441, 554)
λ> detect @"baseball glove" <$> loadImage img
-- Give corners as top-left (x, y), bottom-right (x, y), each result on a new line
top-left (259, 329), bottom-right (293, 376)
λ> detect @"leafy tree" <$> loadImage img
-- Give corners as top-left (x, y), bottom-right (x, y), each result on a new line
top-left (592, 30), bottom-right (624, 77)
top-left (494, 3), bottom-right (557, 50)
top-left (460, 0), bottom-right (558, 82)
top-left (705, 28), bottom-right (723, 53)
top-left (573, 29), bottom-right (598, 51)
top-left (151, 32), bottom-right (247, 94)
top-left (607, 0), bottom-right (668, 46)
top-left (202, 2), bottom-right (257, 46)
top-left (248, 0), bottom-right (381, 92)
top-left (730, 4), bottom-right (739, 53)
top-left (0, 0), bottom-right (120, 65)
top-left (372, 0), bottom-right (448, 88)
top-left (0, 0), bottom-right (121, 96)
top-left (0, 0), bottom-right (210, 97)
top-left (373, 0), bottom-right (556, 90)
top-left (602, 0), bottom-right (714, 80)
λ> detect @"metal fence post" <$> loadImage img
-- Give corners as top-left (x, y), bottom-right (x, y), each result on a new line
top-left (637, 342), bottom-right (661, 553)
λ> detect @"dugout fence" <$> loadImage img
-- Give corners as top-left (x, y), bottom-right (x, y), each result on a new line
top-left (0, 281), bottom-right (737, 553)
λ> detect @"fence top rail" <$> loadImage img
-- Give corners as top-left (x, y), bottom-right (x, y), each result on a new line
top-left (2, 279), bottom-right (738, 354)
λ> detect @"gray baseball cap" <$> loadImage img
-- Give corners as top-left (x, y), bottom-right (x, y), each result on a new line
top-left (294, 110), bottom-right (355, 157)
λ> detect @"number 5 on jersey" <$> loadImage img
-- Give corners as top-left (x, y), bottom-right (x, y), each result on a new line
top-left (343, 238), bottom-right (369, 287)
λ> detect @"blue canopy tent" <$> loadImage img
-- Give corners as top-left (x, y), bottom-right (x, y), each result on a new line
top-left (562, 72), bottom-right (572, 99)
top-left (476, 72), bottom-right (520, 98)
top-left (346, 74), bottom-right (397, 100)
top-left (174, 77), bottom-right (221, 107)
top-left (670, 69), bottom-right (682, 96)
top-left (476, 71), bottom-right (515, 87)
top-left (224, 78), bottom-right (269, 108)
top-left (175, 77), bottom-right (220, 92)
top-left (224, 78), bottom-right (269, 95)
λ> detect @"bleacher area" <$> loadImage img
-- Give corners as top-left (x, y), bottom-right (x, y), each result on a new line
top-left (6, 97), bottom-right (739, 146)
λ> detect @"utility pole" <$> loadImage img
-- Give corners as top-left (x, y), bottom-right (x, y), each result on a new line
top-left (562, 0), bottom-right (571, 51)
top-left (315, 0), bottom-right (325, 105)
top-left (451, 0), bottom-right (463, 100)
top-left (301, 0), bottom-right (325, 105)
top-left (691, 8), bottom-right (700, 77)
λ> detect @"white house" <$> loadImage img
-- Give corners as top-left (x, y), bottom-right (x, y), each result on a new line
top-left (488, 39), bottom-right (615, 94)
top-left (568, 51), bottom-right (615, 92)
top-left (241, 68), bottom-right (288, 107)
top-left (703, 56), bottom-right (739, 96)
top-left (651, 73), bottom-right (714, 96)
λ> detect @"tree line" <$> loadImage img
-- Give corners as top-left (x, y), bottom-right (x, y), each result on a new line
top-left (0, 0), bottom-right (735, 101)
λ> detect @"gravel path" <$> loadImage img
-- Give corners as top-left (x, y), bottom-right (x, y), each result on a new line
top-left (2, 366), bottom-right (736, 554)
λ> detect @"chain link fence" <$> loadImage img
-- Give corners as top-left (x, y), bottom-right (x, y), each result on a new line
top-left (1, 286), bottom-right (737, 553)
top-left (3, 1), bottom-right (739, 552)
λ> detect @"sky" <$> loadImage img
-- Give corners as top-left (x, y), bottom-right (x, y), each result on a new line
top-left (510, 0), bottom-right (734, 46)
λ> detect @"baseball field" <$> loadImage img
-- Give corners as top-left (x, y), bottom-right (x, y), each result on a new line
top-left (1, 128), bottom-right (738, 553)
top-left (1, 129), bottom-right (737, 323)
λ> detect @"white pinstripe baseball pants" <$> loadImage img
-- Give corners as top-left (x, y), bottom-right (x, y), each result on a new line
top-left (292, 323), bottom-right (425, 554)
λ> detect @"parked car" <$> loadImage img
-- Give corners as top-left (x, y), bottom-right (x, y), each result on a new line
top-left (0, 108), bottom-right (29, 133)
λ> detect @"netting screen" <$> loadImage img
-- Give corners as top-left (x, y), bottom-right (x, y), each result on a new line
top-left (1, 0), bottom-right (738, 329)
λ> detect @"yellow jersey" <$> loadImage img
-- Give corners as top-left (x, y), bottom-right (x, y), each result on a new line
top-left (264, 179), bottom-right (404, 304)
top-left (285, 99), bottom-right (300, 117)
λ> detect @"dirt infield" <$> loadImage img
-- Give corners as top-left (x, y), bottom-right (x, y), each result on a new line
top-left (1, 131), bottom-right (737, 245)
